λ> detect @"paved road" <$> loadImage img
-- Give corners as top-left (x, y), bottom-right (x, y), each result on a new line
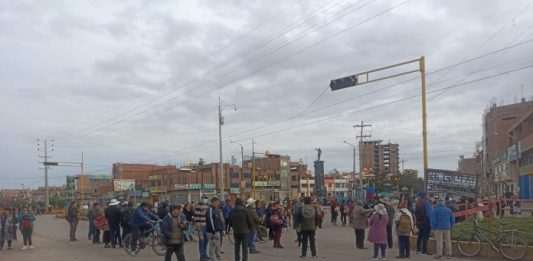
top-left (0, 215), bottom-right (481, 261)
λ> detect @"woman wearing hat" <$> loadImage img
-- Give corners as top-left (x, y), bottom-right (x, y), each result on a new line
top-left (368, 204), bottom-right (389, 260)
top-left (270, 203), bottom-right (286, 248)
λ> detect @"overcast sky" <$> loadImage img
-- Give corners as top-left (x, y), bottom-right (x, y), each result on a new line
top-left (1, 0), bottom-right (533, 189)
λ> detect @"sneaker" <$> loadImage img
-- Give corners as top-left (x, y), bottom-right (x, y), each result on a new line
top-left (299, 256), bottom-right (306, 258)
top-left (250, 250), bottom-right (261, 254)
top-left (29, 246), bottom-right (35, 250)
top-left (22, 246), bottom-right (28, 250)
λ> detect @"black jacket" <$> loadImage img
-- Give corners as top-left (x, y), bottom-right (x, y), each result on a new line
top-left (230, 205), bottom-right (253, 235)
top-left (105, 205), bottom-right (122, 225)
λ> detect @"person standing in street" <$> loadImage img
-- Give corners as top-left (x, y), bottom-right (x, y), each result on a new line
top-left (431, 199), bottom-right (455, 259)
top-left (394, 201), bottom-right (415, 259)
top-left (415, 191), bottom-right (433, 255)
top-left (206, 197), bottom-right (224, 261)
top-left (105, 199), bottom-right (122, 248)
top-left (382, 198), bottom-right (395, 249)
top-left (292, 199), bottom-right (302, 247)
top-left (18, 207), bottom-right (35, 250)
top-left (0, 208), bottom-right (16, 250)
top-left (67, 201), bottom-right (79, 242)
top-left (120, 202), bottom-right (133, 241)
top-left (350, 200), bottom-right (374, 249)
top-left (368, 204), bottom-right (389, 260)
top-left (162, 205), bottom-right (187, 261)
top-left (87, 203), bottom-right (98, 242)
top-left (194, 197), bottom-right (210, 261)
top-left (246, 198), bottom-right (261, 254)
top-left (297, 197), bottom-right (319, 258)
top-left (230, 198), bottom-right (253, 261)
top-left (270, 203), bottom-right (286, 249)
top-left (399, 187), bottom-right (414, 213)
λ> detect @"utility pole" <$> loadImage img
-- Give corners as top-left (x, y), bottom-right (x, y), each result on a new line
top-left (230, 141), bottom-right (245, 198)
top-left (354, 121), bottom-right (371, 197)
top-left (38, 139), bottom-right (54, 213)
top-left (252, 138), bottom-right (256, 198)
top-left (218, 97), bottom-right (237, 199)
top-left (81, 152), bottom-right (84, 204)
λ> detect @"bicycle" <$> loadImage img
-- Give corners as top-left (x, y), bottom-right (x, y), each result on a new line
top-left (123, 221), bottom-right (166, 256)
top-left (456, 218), bottom-right (528, 260)
top-left (256, 225), bottom-right (268, 242)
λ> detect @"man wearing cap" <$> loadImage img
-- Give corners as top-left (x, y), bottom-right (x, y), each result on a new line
top-left (432, 198), bottom-right (454, 259)
top-left (382, 198), bottom-right (395, 249)
top-left (105, 199), bottom-right (122, 248)
top-left (399, 187), bottom-right (413, 213)
top-left (350, 200), bottom-right (374, 249)
top-left (415, 191), bottom-right (433, 255)
top-left (245, 198), bottom-right (261, 254)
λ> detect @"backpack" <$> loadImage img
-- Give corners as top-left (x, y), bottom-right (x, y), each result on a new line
top-left (270, 214), bottom-right (282, 225)
top-left (121, 208), bottom-right (132, 226)
top-left (301, 206), bottom-right (316, 229)
top-left (397, 210), bottom-right (412, 234)
top-left (22, 218), bottom-right (31, 229)
top-left (95, 215), bottom-right (107, 230)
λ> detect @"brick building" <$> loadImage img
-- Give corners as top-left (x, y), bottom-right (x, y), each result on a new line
top-left (482, 99), bottom-right (533, 197)
top-left (360, 140), bottom-right (400, 175)
top-left (509, 111), bottom-right (533, 199)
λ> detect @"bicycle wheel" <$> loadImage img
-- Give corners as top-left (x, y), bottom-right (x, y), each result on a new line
top-left (257, 226), bottom-right (268, 242)
top-left (457, 233), bottom-right (481, 257)
top-left (499, 231), bottom-right (528, 260)
top-left (151, 234), bottom-right (166, 256)
top-left (123, 233), bottom-right (143, 256)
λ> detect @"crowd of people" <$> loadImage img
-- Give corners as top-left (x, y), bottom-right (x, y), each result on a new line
top-left (1, 187), bottom-right (495, 260)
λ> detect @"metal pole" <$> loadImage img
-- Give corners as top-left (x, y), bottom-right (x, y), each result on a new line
top-left (218, 96), bottom-right (224, 199)
top-left (44, 140), bottom-right (49, 213)
top-left (420, 56), bottom-right (429, 191)
top-left (252, 138), bottom-right (256, 198)
top-left (81, 152), bottom-right (84, 205)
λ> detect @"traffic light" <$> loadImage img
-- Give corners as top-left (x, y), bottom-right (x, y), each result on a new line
top-left (330, 75), bottom-right (358, 91)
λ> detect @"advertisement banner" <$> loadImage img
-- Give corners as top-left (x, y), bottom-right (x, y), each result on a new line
top-left (426, 168), bottom-right (477, 197)
top-left (113, 179), bottom-right (136, 192)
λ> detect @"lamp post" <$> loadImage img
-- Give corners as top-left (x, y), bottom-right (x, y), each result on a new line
top-left (230, 141), bottom-right (245, 198)
top-left (218, 97), bottom-right (237, 199)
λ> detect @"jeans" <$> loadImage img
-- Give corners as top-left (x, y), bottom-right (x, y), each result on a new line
top-left (340, 213), bottom-right (347, 225)
top-left (301, 230), bottom-right (316, 257)
top-left (88, 223), bottom-right (95, 240)
top-left (0, 239), bottom-right (12, 248)
top-left (22, 229), bottom-right (33, 246)
top-left (386, 224), bottom-right (393, 248)
top-left (208, 232), bottom-right (222, 261)
top-left (373, 243), bottom-right (386, 258)
top-left (398, 235), bottom-right (410, 258)
top-left (435, 229), bottom-right (452, 257)
top-left (248, 229), bottom-right (257, 251)
top-left (354, 229), bottom-right (365, 248)
top-left (165, 244), bottom-right (186, 261)
top-left (109, 223), bottom-right (122, 246)
top-left (69, 221), bottom-right (78, 241)
top-left (234, 233), bottom-right (249, 261)
top-left (417, 223), bottom-right (431, 253)
top-left (93, 229), bottom-right (101, 243)
top-left (296, 231), bottom-right (302, 246)
top-left (198, 225), bottom-right (209, 259)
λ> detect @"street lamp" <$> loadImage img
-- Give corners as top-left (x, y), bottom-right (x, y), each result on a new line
top-left (218, 97), bottom-right (237, 199)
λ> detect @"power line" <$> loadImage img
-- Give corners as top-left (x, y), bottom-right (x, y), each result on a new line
top-left (57, 0), bottom-right (412, 143)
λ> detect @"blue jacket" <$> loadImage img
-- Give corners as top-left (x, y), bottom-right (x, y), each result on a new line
top-left (161, 213), bottom-right (187, 245)
top-left (222, 204), bottom-right (232, 220)
top-left (206, 207), bottom-right (225, 233)
top-left (129, 207), bottom-right (159, 229)
top-left (431, 203), bottom-right (455, 230)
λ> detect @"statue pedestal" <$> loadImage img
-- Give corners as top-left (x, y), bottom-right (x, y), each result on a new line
top-left (314, 160), bottom-right (325, 199)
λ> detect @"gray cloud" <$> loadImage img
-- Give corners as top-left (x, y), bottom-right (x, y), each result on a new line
top-left (1, 0), bottom-right (533, 188)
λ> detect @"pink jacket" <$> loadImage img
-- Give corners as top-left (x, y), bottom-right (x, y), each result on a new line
top-left (367, 213), bottom-right (389, 244)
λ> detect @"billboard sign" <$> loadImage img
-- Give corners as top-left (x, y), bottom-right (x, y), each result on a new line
top-left (113, 179), bottom-right (136, 192)
top-left (426, 168), bottom-right (477, 198)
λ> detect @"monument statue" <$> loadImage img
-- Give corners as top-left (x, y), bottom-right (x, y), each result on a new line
top-left (315, 147), bottom-right (322, 161)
